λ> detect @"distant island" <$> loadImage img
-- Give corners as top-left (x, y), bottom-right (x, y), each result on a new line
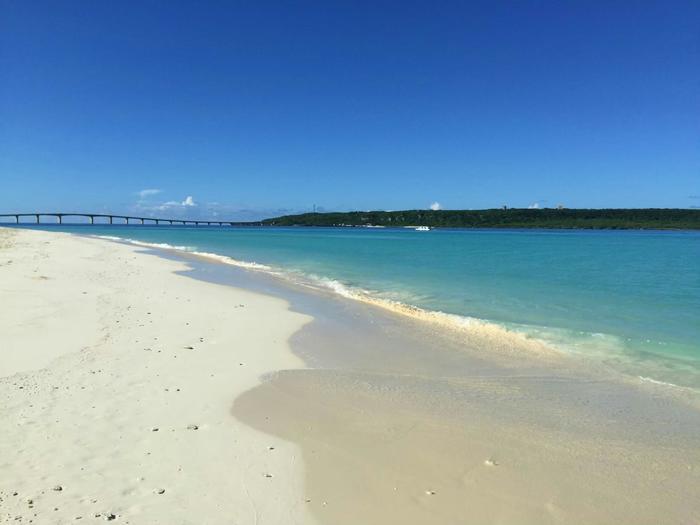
top-left (260, 208), bottom-right (700, 230)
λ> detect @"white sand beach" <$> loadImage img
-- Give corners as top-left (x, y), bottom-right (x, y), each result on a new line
top-left (2, 227), bottom-right (700, 525)
top-left (0, 228), bottom-right (316, 524)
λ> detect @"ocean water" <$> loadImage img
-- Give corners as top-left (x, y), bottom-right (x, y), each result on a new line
top-left (12, 224), bottom-right (700, 388)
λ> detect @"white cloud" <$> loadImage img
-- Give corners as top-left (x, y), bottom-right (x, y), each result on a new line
top-left (430, 202), bottom-right (442, 211)
top-left (528, 202), bottom-right (540, 209)
top-left (137, 189), bottom-right (162, 199)
top-left (130, 196), bottom-right (296, 221)
top-left (157, 196), bottom-right (197, 209)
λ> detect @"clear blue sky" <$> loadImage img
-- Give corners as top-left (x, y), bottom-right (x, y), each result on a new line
top-left (1, 1), bottom-right (698, 220)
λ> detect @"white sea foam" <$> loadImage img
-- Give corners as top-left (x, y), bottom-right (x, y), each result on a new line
top-left (285, 275), bottom-right (559, 358)
top-left (93, 235), bottom-right (280, 273)
top-left (189, 251), bottom-right (277, 273)
top-left (130, 240), bottom-right (196, 251)
top-left (93, 235), bottom-right (195, 252)
top-left (95, 235), bottom-right (123, 241)
top-left (638, 376), bottom-right (682, 388)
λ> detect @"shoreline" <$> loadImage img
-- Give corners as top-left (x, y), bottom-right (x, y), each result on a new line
top-left (2, 228), bottom-right (700, 524)
top-left (88, 230), bottom-right (700, 397)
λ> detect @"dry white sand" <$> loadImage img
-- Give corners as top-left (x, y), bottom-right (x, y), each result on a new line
top-left (0, 228), bottom-right (317, 524)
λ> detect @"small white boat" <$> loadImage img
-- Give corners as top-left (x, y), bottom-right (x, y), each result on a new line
top-left (414, 226), bottom-right (432, 231)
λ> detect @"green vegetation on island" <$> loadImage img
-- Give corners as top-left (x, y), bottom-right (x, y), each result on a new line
top-left (261, 208), bottom-right (700, 230)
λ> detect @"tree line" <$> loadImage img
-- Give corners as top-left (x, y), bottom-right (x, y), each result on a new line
top-left (259, 208), bottom-right (700, 229)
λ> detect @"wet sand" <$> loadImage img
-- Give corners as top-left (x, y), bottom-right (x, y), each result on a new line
top-left (235, 369), bottom-right (700, 524)
top-left (184, 253), bottom-right (700, 524)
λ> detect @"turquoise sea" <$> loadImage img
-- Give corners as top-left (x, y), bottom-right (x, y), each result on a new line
top-left (13, 225), bottom-right (700, 388)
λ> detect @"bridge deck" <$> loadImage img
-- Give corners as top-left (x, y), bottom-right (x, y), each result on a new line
top-left (0, 213), bottom-right (246, 226)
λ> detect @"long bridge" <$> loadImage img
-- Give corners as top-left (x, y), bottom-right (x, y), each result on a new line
top-left (0, 213), bottom-right (250, 226)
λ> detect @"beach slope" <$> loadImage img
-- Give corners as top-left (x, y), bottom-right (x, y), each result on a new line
top-left (0, 228), bottom-right (315, 524)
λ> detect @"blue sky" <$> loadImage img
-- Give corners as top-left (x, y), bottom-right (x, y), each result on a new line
top-left (1, 1), bottom-right (698, 220)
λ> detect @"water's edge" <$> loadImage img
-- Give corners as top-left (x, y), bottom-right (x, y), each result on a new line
top-left (89, 233), bottom-right (700, 399)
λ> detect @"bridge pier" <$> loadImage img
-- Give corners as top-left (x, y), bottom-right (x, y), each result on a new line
top-left (0, 213), bottom-right (241, 226)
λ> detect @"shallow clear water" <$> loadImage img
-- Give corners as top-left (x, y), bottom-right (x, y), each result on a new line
top-left (12, 224), bottom-right (700, 387)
